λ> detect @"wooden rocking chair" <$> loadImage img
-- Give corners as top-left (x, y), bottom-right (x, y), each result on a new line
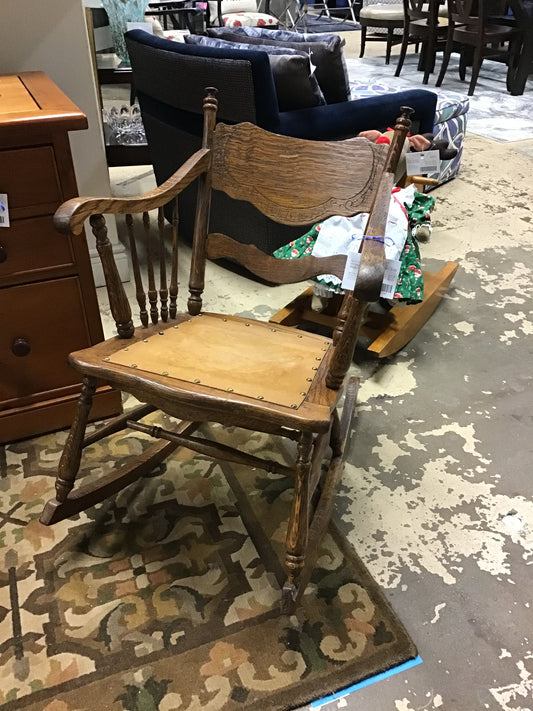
top-left (40, 89), bottom-right (411, 613)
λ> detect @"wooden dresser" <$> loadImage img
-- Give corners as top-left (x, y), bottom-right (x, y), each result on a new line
top-left (0, 71), bottom-right (121, 443)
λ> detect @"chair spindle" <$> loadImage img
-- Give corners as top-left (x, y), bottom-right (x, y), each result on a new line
top-left (91, 213), bottom-right (133, 338)
top-left (158, 207), bottom-right (169, 322)
top-left (143, 211), bottom-right (159, 325)
top-left (126, 213), bottom-right (149, 328)
top-left (169, 199), bottom-right (179, 320)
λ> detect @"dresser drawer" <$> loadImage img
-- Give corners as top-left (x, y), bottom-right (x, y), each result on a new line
top-left (0, 277), bottom-right (92, 404)
top-left (0, 146), bottom-right (62, 214)
top-left (0, 215), bottom-right (75, 285)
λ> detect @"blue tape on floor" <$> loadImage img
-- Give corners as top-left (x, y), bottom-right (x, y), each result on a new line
top-left (310, 656), bottom-right (423, 708)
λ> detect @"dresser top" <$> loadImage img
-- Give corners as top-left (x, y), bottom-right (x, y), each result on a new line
top-left (0, 71), bottom-right (87, 131)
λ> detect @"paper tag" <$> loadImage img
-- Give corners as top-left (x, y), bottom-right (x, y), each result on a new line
top-left (0, 193), bottom-right (10, 228)
top-left (341, 250), bottom-right (361, 290)
top-left (380, 259), bottom-right (402, 299)
top-left (405, 150), bottom-right (441, 175)
top-left (126, 21), bottom-right (153, 34)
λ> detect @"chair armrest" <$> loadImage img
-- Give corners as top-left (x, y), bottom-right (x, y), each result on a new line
top-left (277, 90), bottom-right (438, 140)
top-left (54, 148), bottom-right (210, 236)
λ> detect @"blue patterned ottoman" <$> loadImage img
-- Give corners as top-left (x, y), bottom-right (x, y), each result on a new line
top-left (350, 83), bottom-right (469, 187)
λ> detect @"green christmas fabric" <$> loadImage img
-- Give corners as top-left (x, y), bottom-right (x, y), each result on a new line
top-left (273, 190), bottom-right (435, 304)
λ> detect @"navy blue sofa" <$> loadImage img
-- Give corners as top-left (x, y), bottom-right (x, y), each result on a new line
top-left (126, 30), bottom-right (438, 253)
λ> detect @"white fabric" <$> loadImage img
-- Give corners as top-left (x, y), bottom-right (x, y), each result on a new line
top-left (311, 186), bottom-right (415, 286)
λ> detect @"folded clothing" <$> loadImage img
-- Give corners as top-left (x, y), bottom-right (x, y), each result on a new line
top-left (184, 34), bottom-right (326, 111)
top-left (207, 26), bottom-right (350, 104)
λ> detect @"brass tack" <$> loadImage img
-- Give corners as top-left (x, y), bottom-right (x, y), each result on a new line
top-left (312, 366), bottom-right (318, 371)
top-left (194, 378), bottom-right (201, 383)
top-left (316, 357), bottom-right (321, 361)
top-left (173, 325), bottom-right (179, 328)
top-left (131, 364), bottom-right (137, 369)
top-left (158, 331), bottom-right (164, 335)
top-left (257, 395), bottom-right (264, 400)
top-left (271, 328), bottom-right (277, 332)
top-left (297, 334), bottom-right (303, 338)
top-left (223, 318), bottom-right (227, 322)
top-left (290, 404), bottom-right (297, 409)
top-left (245, 323), bottom-right (250, 327)
top-left (143, 339), bottom-right (148, 343)
top-left (161, 371), bottom-right (168, 376)
top-left (306, 377), bottom-right (312, 382)
top-left (322, 347), bottom-right (327, 351)
top-left (300, 392), bottom-right (306, 396)
top-left (123, 347), bottom-right (129, 351)
top-left (227, 387), bottom-right (234, 392)
top-left (104, 357), bottom-right (110, 362)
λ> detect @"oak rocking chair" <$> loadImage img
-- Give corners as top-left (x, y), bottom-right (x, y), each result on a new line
top-left (40, 90), bottom-right (411, 612)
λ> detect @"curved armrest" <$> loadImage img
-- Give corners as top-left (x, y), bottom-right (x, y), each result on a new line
top-left (278, 89), bottom-right (438, 140)
top-left (54, 148), bottom-right (210, 235)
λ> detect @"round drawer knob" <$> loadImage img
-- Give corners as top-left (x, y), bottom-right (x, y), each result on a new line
top-left (11, 338), bottom-right (31, 357)
top-left (0, 244), bottom-right (6, 263)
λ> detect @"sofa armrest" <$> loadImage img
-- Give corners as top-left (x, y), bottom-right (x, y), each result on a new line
top-left (277, 90), bottom-right (438, 141)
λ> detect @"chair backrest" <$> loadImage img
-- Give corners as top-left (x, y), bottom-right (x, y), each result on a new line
top-left (447, 0), bottom-right (484, 27)
top-left (404, 0), bottom-right (439, 24)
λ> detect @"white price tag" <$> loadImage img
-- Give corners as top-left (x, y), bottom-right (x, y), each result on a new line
top-left (341, 250), bottom-right (361, 291)
top-left (0, 193), bottom-right (10, 228)
top-left (405, 149), bottom-right (441, 176)
top-left (380, 259), bottom-right (402, 299)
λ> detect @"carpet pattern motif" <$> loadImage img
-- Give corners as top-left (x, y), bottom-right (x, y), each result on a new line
top-left (0, 424), bottom-right (416, 710)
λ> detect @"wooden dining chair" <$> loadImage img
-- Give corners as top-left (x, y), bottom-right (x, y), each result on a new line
top-left (436, 0), bottom-right (520, 95)
top-left (359, 0), bottom-right (405, 64)
top-left (39, 89), bottom-right (411, 613)
top-left (395, 0), bottom-right (449, 83)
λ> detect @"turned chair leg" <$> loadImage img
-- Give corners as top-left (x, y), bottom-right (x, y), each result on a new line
top-left (395, 30), bottom-right (410, 77)
top-left (359, 26), bottom-right (367, 58)
top-left (53, 376), bottom-right (96, 505)
top-left (468, 45), bottom-right (483, 96)
top-left (386, 27), bottom-right (394, 64)
top-left (282, 431), bottom-right (313, 613)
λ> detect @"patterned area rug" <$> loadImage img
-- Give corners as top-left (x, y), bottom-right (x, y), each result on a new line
top-left (0, 421), bottom-right (416, 710)
top-left (346, 53), bottom-right (533, 142)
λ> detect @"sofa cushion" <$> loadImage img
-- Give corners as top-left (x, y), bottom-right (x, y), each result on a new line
top-left (184, 34), bottom-right (326, 111)
top-left (208, 26), bottom-right (350, 104)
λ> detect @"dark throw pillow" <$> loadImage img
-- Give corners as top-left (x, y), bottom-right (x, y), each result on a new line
top-left (207, 26), bottom-right (350, 104)
top-left (184, 34), bottom-right (326, 112)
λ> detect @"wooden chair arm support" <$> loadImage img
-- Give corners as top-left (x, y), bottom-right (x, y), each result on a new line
top-left (54, 148), bottom-right (211, 235)
top-left (207, 233), bottom-right (348, 284)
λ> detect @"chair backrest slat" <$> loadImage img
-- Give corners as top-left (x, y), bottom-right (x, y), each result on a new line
top-left (210, 123), bottom-right (389, 226)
